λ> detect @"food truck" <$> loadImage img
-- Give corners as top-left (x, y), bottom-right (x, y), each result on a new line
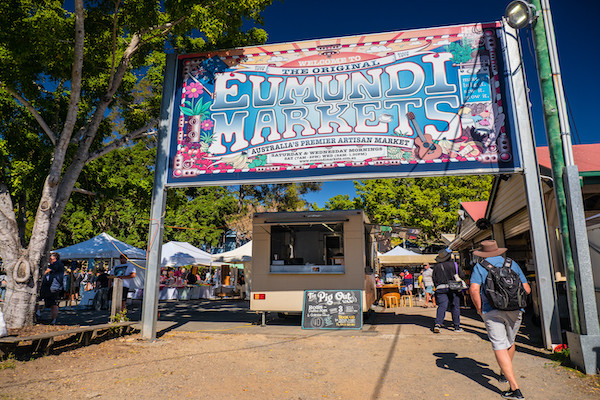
top-left (250, 210), bottom-right (377, 315)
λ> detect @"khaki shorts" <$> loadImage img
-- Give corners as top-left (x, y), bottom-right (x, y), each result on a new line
top-left (482, 309), bottom-right (523, 350)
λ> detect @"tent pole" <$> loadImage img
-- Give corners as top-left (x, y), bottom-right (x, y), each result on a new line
top-left (141, 53), bottom-right (177, 341)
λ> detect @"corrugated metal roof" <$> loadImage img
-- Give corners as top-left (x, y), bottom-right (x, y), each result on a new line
top-left (537, 144), bottom-right (600, 173)
top-left (489, 174), bottom-right (527, 224)
top-left (461, 201), bottom-right (488, 221)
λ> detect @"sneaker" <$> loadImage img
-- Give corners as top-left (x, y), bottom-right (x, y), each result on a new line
top-left (501, 388), bottom-right (524, 399)
top-left (433, 324), bottom-right (441, 333)
top-left (498, 373), bottom-right (508, 384)
top-left (454, 327), bottom-right (464, 332)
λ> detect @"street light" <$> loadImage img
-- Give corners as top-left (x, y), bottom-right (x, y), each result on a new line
top-left (505, 0), bottom-right (537, 29)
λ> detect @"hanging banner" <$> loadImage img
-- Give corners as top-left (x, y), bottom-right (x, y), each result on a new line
top-left (166, 22), bottom-right (521, 186)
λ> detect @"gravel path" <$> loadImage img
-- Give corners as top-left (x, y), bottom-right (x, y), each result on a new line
top-left (1, 302), bottom-right (598, 400)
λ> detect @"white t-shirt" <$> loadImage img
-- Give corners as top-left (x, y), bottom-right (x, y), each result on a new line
top-left (422, 268), bottom-right (434, 287)
top-left (110, 262), bottom-right (136, 288)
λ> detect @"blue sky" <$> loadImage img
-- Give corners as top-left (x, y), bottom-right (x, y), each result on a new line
top-left (250, 0), bottom-right (599, 207)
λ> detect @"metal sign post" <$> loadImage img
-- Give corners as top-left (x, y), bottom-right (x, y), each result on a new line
top-left (140, 54), bottom-right (177, 341)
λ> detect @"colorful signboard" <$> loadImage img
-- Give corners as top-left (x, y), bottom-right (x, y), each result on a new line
top-left (166, 22), bottom-right (521, 186)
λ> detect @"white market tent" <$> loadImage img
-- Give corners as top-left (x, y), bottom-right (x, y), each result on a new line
top-left (161, 241), bottom-right (221, 267)
top-left (378, 245), bottom-right (437, 265)
top-left (54, 233), bottom-right (147, 291)
top-left (54, 232), bottom-right (146, 260)
top-left (211, 241), bottom-right (253, 295)
top-left (210, 241), bottom-right (252, 264)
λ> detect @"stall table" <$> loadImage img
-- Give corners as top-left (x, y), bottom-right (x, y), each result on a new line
top-left (377, 284), bottom-right (400, 300)
top-left (159, 286), bottom-right (179, 300)
top-left (79, 289), bottom-right (98, 308)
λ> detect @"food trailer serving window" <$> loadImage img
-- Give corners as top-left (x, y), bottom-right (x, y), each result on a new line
top-left (270, 223), bottom-right (344, 274)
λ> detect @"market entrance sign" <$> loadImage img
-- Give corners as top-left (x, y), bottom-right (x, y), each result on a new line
top-left (144, 22), bottom-right (558, 347)
top-left (166, 22), bottom-right (521, 186)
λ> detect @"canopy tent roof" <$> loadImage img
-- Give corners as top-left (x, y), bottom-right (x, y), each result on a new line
top-left (161, 241), bottom-right (221, 267)
top-left (54, 232), bottom-right (146, 260)
top-left (211, 241), bottom-right (252, 263)
top-left (378, 245), bottom-right (437, 265)
top-left (381, 246), bottom-right (421, 256)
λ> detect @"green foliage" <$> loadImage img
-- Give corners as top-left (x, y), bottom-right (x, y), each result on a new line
top-left (110, 310), bottom-right (129, 333)
top-left (235, 183), bottom-right (323, 213)
top-left (56, 141), bottom-right (239, 249)
top-left (319, 194), bottom-right (360, 211)
top-left (350, 176), bottom-right (493, 242)
top-left (55, 140), bottom-right (155, 248)
top-left (110, 310), bottom-right (129, 324)
top-left (550, 347), bottom-right (570, 364)
top-left (0, 0), bottom-right (275, 253)
top-left (165, 186), bottom-right (238, 247)
top-left (0, 0), bottom-right (279, 330)
top-left (0, 353), bottom-right (16, 369)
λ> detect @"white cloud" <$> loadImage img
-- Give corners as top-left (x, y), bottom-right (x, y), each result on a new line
top-left (366, 45), bottom-right (391, 53)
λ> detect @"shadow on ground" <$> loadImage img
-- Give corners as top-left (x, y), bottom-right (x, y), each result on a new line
top-left (36, 298), bottom-right (549, 359)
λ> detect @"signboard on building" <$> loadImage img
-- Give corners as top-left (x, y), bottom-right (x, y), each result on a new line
top-left (166, 22), bottom-right (521, 186)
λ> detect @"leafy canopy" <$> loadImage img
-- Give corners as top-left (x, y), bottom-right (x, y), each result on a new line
top-left (320, 176), bottom-right (493, 243)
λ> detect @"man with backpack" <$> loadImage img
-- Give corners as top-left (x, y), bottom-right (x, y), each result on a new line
top-left (469, 240), bottom-right (531, 400)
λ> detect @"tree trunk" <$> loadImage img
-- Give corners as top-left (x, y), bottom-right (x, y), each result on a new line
top-left (2, 256), bottom-right (40, 329)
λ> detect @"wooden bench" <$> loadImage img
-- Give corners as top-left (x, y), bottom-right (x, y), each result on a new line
top-left (0, 321), bottom-right (138, 357)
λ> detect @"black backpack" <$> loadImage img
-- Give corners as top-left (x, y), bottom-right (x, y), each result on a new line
top-left (481, 257), bottom-right (527, 311)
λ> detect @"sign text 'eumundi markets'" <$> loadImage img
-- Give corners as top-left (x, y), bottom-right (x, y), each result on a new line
top-left (166, 22), bottom-right (521, 186)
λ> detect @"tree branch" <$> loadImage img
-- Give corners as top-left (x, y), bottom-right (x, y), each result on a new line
top-left (108, 0), bottom-right (121, 90)
top-left (0, 84), bottom-right (57, 145)
top-left (58, 0), bottom-right (85, 144)
top-left (72, 187), bottom-right (97, 196)
top-left (86, 119), bottom-right (158, 164)
top-left (0, 182), bottom-right (21, 258)
top-left (137, 16), bottom-right (187, 49)
top-left (138, 15), bottom-right (187, 38)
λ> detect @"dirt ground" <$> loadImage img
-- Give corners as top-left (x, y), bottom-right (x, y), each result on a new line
top-left (1, 303), bottom-right (599, 400)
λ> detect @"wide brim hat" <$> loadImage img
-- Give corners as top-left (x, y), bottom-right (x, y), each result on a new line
top-left (435, 249), bottom-right (452, 263)
top-left (473, 240), bottom-right (507, 257)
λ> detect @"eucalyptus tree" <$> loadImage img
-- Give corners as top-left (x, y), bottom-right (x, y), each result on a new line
top-left (0, 0), bottom-right (273, 328)
top-left (354, 176), bottom-right (493, 242)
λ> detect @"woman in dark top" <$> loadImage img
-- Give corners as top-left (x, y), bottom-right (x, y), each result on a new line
top-left (39, 252), bottom-right (64, 325)
top-left (432, 248), bottom-right (465, 333)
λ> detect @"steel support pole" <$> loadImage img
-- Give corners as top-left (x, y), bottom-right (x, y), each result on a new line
top-left (529, 0), bottom-right (580, 333)
top-left (502, 23), bottom-right (562, 348)
top-left (141, 53), bottom-right (177, 340)
top-left (563, 165), bottom-right (600, 374)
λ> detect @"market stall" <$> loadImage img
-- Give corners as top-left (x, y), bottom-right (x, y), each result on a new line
top-left (211, 241), bottom-right (252, 299)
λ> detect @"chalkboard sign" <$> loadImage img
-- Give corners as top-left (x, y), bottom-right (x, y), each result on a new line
top-left (302, 290), bottom-right (363, 329)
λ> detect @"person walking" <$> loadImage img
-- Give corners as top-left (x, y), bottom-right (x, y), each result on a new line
top-left (432, 248), bottom-right (464, 333)
top-left (109, 254), bottom-right (137, 311)
top-left (469, 240), bottom-right (531, 400)
top-left (421, 263), bottom-right (436, 308)
top-left (38, 252), bottom-right (65, 325)
top-left (0, 268), bottom-right (7, 302)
